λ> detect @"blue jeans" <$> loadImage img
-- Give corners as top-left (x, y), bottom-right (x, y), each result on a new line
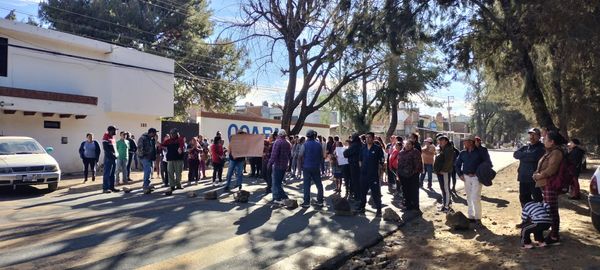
top-left (272, 168), bottom-right (289, 201)
top-left (141, 158), bottom-right (153, 188)
top-left (420, 164), bottom-right (433, 185)
top-left (303, 168), bottom-right (323, 204)
top-left (102, 158), bottom-right (116, 190)
top-left (225, 159), bottom-right (244, 189)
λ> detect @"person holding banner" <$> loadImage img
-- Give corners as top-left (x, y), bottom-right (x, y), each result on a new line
top-left (224, 131), bottom-right (247, 192)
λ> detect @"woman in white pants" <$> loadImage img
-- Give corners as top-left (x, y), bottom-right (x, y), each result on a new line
top-left (455, 136), bottom-right (485, 225)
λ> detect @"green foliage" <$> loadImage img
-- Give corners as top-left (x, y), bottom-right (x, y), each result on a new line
top-left (38, 0), bottom-right (249, 117)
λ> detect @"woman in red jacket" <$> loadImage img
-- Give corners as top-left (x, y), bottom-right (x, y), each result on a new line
top-left (210, 136), bottom-right (225, 185)
top-left (388, 141), bottom-right (402, 197)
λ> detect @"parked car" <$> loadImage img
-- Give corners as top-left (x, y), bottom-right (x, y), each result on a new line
top-left (590, 167), bottom-right (600, 232)
top-left (0, 136), bottom-right (61, 191)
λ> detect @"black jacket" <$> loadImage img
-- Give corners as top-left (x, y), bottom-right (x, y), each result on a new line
top-left (79, 140), bottom-right (101, 161)
top-left (344, 137), bottom-right (362, 165)
top-left (567, 146), bottom-right (585, 176)
top-left (513, 142), bottom-right (545, 183)
top-left (127, 138), bottom-right (138, 155)
top-left (137, 133), bottom-right (156, 160)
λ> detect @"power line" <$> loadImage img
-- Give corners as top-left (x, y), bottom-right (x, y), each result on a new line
top-left (35, 1), bottom-right (233, 46)
top-left (0, 7), bottom-right (238, 69)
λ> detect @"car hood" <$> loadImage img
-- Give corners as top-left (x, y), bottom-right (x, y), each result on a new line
top-left (0, 154), bottom-right (59, 168)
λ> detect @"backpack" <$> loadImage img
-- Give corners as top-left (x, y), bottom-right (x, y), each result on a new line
top-left (547, 156), bottom-right (575, 194)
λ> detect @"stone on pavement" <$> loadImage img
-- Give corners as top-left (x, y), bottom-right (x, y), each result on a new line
top-left (234, 190), bottom-right (250, 203)
top-left (445, 211), bottom-right (470, 230)
top-left (383, 208), bottom-right (402, 222)
top-left (284, 199), bottom-right (298, 209)
top-left (204, 190), bottom-right (218, 200)
top-left (122, 187), bottom-right (132, 193)
top-left (187, 191), bottom-right (197, 198)
top-left (332, 194), bottom-right (353, 216)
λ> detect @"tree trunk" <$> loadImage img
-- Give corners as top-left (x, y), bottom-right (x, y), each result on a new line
top-left (520, 47), bottom-right (557, 131)
top-left (386, 97), bottom-right (399, 140)
top-left (549, 45), bottom-right (568, 139)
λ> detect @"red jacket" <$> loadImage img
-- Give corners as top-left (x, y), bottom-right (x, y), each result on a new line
top-left (389, 149), bottom-right (400, 170)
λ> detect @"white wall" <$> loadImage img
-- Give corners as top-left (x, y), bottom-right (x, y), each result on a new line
top-left (198, 116), bottom-right (330, 146)
top-left (0, 111), bottom-right (160, 173)
top-left (0, 20), bottom-right (174, 118)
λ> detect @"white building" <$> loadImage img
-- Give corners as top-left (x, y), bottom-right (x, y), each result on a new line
top-left (0, 20), bottom-right (174, 173)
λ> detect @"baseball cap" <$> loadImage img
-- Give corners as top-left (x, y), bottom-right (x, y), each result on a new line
top-left (148, 128), bottom-right (159, 134)
top-left (528, 128), bottom-right (541, 136)
top-left (278, 129), bottom-right (287, 137)
top-left (107, 125), bottom-right (118, 131)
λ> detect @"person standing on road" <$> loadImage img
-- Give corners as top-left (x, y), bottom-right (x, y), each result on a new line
top-left (450, 141), bottom-right (460, 193)
top-left (533, 131), bottom-right (566, 245)
top-left (262, 135), bottom-right (275, 194)
top-left (356, 132), bottom-right (385, 217)
top-left (434, 135), bottom-right (455, 212)
top-left (398, 140), bottom-right (423, 212)
top-left (299, 130), bottom-right (325, 208)
top-left (455, 135), bottom-right (486, 225)
top-left (269, 130), bottom-right (292, 204)
top-left (137, 128), bottom-right (158, 193)
top-left (420, 137), bottom-right (435, 188)
top-left (344, 133), bottom-right (362, 201)
top-left (125, 132), bottom-right (137, 181)
top-left (187, 137), bottom-right (201, 186)
top-left (131, 135), bottom-right (139, 171)
top-left (102, 125), bottom-right (120, 193)
top-left (513, 128), bottom-right (545, 207)
top-left (115, 131), bottom-right (130, 185)
top-left (567, 138), bottom-right (585, 200)
top-left (410, 133), bottom-right (422, 153)
top-left (158, 134), bottom-right (169, 187)
top-left (224, 131), bottom-right (246, 192)
top-left (210, 136), bottom-right (225, 185)
top-left (164, 128), bottom-right (185, 193)
top-left (79, 133), bottom-right (101, 183)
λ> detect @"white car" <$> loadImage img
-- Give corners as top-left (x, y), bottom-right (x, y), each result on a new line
top-left (0, 136), bottom-right (61, 191)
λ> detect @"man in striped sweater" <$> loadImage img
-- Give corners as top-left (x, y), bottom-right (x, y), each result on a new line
top-left (520, 201), bottom-right (552, 249)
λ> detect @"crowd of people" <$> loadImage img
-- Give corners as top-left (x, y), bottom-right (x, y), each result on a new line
top-left (80, 124), bottom-right (587, 249)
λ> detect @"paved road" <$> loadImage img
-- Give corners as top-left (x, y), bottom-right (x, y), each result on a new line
top-left (0, 150), bottom-right (516, 270)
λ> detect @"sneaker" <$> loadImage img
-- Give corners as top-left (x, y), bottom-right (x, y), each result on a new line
top-left (300, 203), bottom-right (310, 208)
top-left (102, 189), bottom-right (111, 194)
top-left (314, 202), bottom-right (324, 207)
top-left (143, 189), bottom-right (152, 195)
top-left (176, 185), bottom-right (183, 190)
top-left (545, 237), bottom-right (561, 246)
top-left (83, 179), bottom-right (88, 183)
top-left (521, 244), bottom-right (534, 249)
top-left (165, 190), bottom-right (173, 196)
top-left (439, 206), bottom-right (449, 213)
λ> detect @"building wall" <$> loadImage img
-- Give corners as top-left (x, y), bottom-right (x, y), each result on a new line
top-left (0, 20), bottom-right (174, 117)
top-left (198, 113), bottom-right (330, 146)
top-left (0, 20), bottom-right (174, 174)
top-left (0, 111), bottom-right (160, 173)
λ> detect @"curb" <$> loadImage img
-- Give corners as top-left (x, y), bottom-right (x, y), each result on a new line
top-left (315, 162), bottom-right (517, 270)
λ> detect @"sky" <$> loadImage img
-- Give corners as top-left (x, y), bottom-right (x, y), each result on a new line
top-left (2, 0), bottom-right (472, 118)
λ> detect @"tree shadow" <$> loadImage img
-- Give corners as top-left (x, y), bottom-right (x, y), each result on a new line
top-left (481, 195), bottom-right (510, 208)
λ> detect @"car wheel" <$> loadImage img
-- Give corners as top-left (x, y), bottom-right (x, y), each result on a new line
top-left (592, 210), bottom-right (600, 232)
top-left (48, 182), bottom-right (59, 192)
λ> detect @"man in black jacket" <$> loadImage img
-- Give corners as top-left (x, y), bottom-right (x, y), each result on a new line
top-left (513, 128), bottom-right (545, 207)
top-left (138, 128), bottom-right (158, 193)
top-left (102, 125), bottom-right (120, 193)
top-left (344, 133), bottom-right (362, 200)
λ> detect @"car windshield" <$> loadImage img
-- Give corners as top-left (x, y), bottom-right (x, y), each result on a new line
top-left (0, 139), bottom-right (47, 155)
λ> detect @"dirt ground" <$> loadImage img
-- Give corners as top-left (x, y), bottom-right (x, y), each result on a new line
top-left (340, 160), bottom-right (600, 270)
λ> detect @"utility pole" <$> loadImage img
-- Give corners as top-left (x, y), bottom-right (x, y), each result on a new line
top-left (447, 96), bottom-right (454, 132)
